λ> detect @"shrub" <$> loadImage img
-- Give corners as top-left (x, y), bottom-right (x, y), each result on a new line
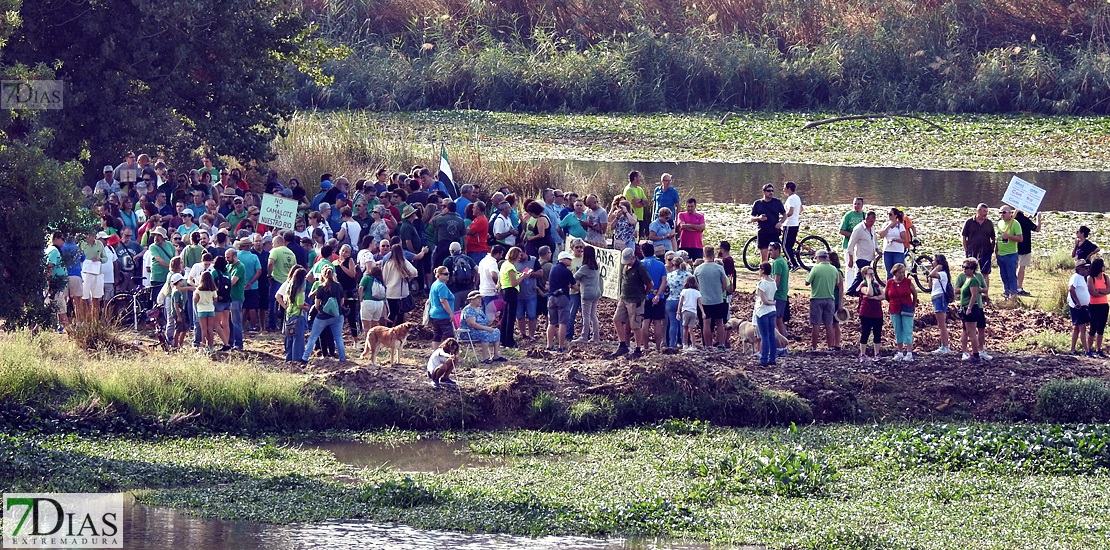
top-left (567, 397), bottom-right (615, 431)
top-left (1036, 378), bottom-right (1110, 423)
top-left (527, 391), bottom-right (568, 430)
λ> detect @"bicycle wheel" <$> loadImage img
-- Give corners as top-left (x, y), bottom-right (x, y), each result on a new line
top-left (742, 236), bottom-right (761, 271)
top-left (106, 293), bottom-right (136, 328)
top-left (912, 254), bottom-right (934, 293)
top-left (796, 235), bottom-right (831, 271)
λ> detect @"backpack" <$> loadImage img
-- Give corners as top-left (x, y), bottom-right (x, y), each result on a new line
top-left (487, 212), bottom-right (503, 246)
top-left (370, 277), bottom-right (387, 300)
top-left (943, 271), bottom-right (955, 303)
top-left (447, 255), bottom-right (474, 288)
top-left (214, 271), bottom-right (232, 302)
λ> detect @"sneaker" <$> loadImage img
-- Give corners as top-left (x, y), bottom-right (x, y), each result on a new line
top-left (1087, 351), bottom-right (1097, 358)
top-left (431, 380), bottom-right (441, 388)
top-left (571, 338), bottom-right (589, 344)
top-left (1099, 350), bottom-right (1108, 359)
top-left (932, 346), bottom-right (951, 354)
top-left (893, 352), bottom-right (905, 361)
top-left (610, 345), bottom-right (629, 359)
top-left (481, 358), bottom-right (494, 365)
top-left (979, 350), bottom-right (993, 361)
top-left (903, 352), bottom-right (914, 362)
top-left (556, 347), bottom-right (567, 353)
top-left (441, 377), bottom-right (457, 386)
top-left (776, 348), bottom-right (789, 357)
top-left (963, 354), bottom-right (980, 363)
top-left (871, 355), bottom-right (881, 362)
top-left (494, 356), bottom-right (508, 362)
top-left (859, 355), bottom-right (867, 363)
top-left (1017, 289), bottom-right (1032, 296)
top-left (961, 352), bottom-right (970, 361)
top-left (628, 348), bottom-right (643, 360)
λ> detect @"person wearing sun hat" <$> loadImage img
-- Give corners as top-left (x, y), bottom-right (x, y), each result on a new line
top-left (459, 289), bottom-right (504, 363)
top-left (76, 231), bottom-right (110, 321)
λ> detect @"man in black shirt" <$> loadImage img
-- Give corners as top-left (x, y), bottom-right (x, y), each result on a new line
top-left (750, 183), bottom-right (786, 264)
top-left (962, 203), bottom-right (996, 300)
top-left (1015, 210), bottom-right (1041, 296)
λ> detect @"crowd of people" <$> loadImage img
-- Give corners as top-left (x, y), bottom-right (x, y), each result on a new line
top-left (45, 152), bottom-right (1100, 386)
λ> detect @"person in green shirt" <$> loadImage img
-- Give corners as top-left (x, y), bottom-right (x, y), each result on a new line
top-left (838, 197), bottom-right (866, 250)
top-left (805, 250), bottom-right (841, 351)
top-left (182, 231), bottom-right (207, 269)
top-left (995, 205), bottom-right (1024, 299)
top-left (623, 170), bottom-right (650, 238)
top-left (148, 227), bottom-right (175, 290)
top-left (955, 257), bottom-right (988, 362)
top-left (224, 248), bottom-right (247, 350)
top-left (45, 232), bottom-right (70, 329)
top-left (769, 243), bottom-right (790, 353)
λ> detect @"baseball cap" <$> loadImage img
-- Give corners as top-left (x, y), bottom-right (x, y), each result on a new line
top-left (449, 242), bottom-right (462, 252)
top-left (321, 180), bottom-right (334, 190)
top-left (102, 165), bottom-right (113, 173)
top-left (106, 235), bottom-right (121, 247)
top-left (96, 231), bottom-right (109, 239)
top-left (336, 193), bottom-right (348, 202)
top-left (181, 208), bottom-right (194, 217)
top-left (558, 251), bottom-right (574, 261)
top-left (621, 247), bottom-right (635, 265)
top-left (280, 188), bottom-right (293, 197)
top-left (816, 249), bottom-right (829, 259)
top-left (170, 273), bottom-right (185, 285)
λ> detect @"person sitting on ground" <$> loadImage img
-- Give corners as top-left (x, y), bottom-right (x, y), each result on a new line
top-left (427, 338), bottom-right (460, 388)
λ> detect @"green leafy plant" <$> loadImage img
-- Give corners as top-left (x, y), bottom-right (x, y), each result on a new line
top-left (1036, 378), bottom-right (1110, 423)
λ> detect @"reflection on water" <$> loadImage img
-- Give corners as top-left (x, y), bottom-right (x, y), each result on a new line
top-left (125, 500), bottom-right (720, 550)
top-left (309, 439), bottom-right (497, 473)
top-left (548, 159), bottom-right (1110, 212)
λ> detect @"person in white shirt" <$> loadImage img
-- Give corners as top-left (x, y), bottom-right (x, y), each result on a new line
top-left (491, 201), bottom-right (518, 246)
top-left (880, 208), bottom-right (909, 277)
top-left (845, 211), bottom-right (878, 296)
top-left (99, 234), bottom-right (118, 299)
top-left (754, 261), bottom-right (779, 366)
top-left (675, 275), bottom-right (702, 351)
top-left (478, 245), bottom-right (506, 316)
top-left (781, 181), bottom-right (803, 269)
top-left (1069, 259), bottom-right (1093, 355)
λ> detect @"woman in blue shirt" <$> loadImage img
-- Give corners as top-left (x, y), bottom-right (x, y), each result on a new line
top-left (428, 265), bottom-right (455, 344)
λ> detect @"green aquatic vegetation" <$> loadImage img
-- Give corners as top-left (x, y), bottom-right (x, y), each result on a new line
top-left (1036, 379), bottom-right (1110, 424)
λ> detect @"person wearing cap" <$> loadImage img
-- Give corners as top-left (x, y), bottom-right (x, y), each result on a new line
top-left (311, 175), bottom-right (333, 211)
top-left (995, 205), bottom-right (1024, 299)
top-left (223, 248), bottom-right (247, 350)
top-left (95, 165), bottom-right (120, 197)
top-left (397, 204), bottom-right (424, 288)
top-left (805, 248), bottom-right (841, 352)
top-left (76, 231), bottom-right (109, 321)
top-left (962, 203), bottom-right (996, 301)
top-left (441, 241), bottom-right (477, 309)
top-left (544, 250), bottom-right (576, 352)
top-left (612, 246), bottom-right (653, 359)
top-left (750, 183), bottom-right (786, 264)
top-left (694, 245), bottom-right (730, 350)
top-left (1069, 258), bottom-right (1093, 356)
top-left (327, 194), bottom-right (348, 233)
top-left (237, 237), bottom-right (264, 333)
top-left (640, 242), bottom-right (668, 352)
top-left (460, 290), bottom-right (503, 363)
top-left (226, 196), bottom-right (249, 230)
top-left (177, 208), bottom-right (199, 238)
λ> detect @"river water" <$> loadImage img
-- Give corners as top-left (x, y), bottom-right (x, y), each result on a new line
top-left (547, 159), bottom-right (1110, 212)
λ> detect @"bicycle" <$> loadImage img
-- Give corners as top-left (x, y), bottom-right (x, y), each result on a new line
top-left (105, 286), bottom-right (170, 349)
top-left (871, 239), bottom-right (934, 292)
top-left (742, 230), bottom-right (832, 272)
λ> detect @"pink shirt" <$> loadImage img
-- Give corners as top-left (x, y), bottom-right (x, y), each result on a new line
top-left (677, 211), bottom-right (704, 249)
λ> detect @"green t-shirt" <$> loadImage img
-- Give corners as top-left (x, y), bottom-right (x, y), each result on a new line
top-left (771, 256), bottom-right (790, 301)
top-left (226, 209), bottom-right (248, 230)
top-left (499, 260), bottom-right (520, 290)
top-left (182, 244), bottom-right (206, 268)
top-left (172, 288), bottom-right (188, 315)
top-left (148, 241), bottom-right (175, 283)
top-left (956, 272), bottom-right (985, 308)
top-left (312, 257), bottom-right (334, 277)
top-left (806, 262), bottom-right (840, 300)
top-left (79, 240), bottom-right (107, 263)
top-left (840, 210), bottom-right (866, 249)
top-left (285, 284), bottom-right (305, 320)
top-left (46, 246), bottom-right (67, 278)
top-left (269, 246), bottom-right (296, 283)
top-left (227, 261), bottom-right (247, 301)
top-left (624, 184), bottom-right (648, 221)
top-left (359, 274), bottom-right (383, 301)
top-left (997, 219), bottom-right (1021, 256)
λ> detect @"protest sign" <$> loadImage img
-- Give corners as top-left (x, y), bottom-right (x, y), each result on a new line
top-left (259, 193), bottom-right (299, 230)
top-left (589, 244), bottom-right (624, 300)
top-left (1002, 176), bottom-right (1047, 215)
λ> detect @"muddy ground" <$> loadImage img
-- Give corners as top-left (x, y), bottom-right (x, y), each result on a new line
top-left (141, 291), bottom-right (1108, 424)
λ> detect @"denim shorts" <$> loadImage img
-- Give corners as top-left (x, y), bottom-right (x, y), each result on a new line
top-left (931, 295), bottom-right (948, 313)
top-left (214, 301), bottom-right (230, 313)
top-left (196, 311), bottom-right (215, 318)
top-left (516, 295), bottom-right (537, 319)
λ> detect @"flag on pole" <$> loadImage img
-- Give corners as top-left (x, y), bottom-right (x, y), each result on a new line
top-left (438, 144), bottom-right (458, 199)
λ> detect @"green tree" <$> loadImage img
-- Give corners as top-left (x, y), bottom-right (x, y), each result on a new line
top-left (6, 0), bottom-right (345, 173)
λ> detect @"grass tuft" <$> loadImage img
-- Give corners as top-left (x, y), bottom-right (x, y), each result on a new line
top-left (1036, 378), bottom-right (1110, 423)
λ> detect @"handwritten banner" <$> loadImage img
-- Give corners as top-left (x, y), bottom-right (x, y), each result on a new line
top-left (588, 244), bottom-right (624, 300)
top-left (259, 193), bottom-right (299, 230)
top-left (1002, 175), bottom-right (1047, 215)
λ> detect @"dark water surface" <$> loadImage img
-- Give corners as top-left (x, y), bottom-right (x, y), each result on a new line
top-left (310, 439), bottom-right (499, 472)
top-left (548, 159), bottom-right (1109, 212)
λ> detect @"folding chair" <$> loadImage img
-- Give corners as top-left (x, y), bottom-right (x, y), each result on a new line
top-left (453, 310), bottom-right (478, 361)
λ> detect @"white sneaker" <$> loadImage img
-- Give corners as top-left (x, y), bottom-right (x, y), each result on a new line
top-left (904, 352), bottom-right (914, 362)
top-left (893, 352), bottom-right (905, 361)
top-left (961, 352), bottom-right (970, 361)
top-left (932, 346), bottom-right (950, 354)
top-left (980, 350), bottom-right (993, 361)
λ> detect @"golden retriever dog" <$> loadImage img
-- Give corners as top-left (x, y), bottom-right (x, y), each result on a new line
top-left (360, 322), bottom-right (415, 366)
top-left (728, 318), bottom-right (787, 353)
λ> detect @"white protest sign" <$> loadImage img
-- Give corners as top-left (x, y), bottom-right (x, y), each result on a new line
top-left (1002, 175), bottom-right (1047, 215)
top-left (588, 244), bottom-right (624, 300)
top-left (259, 193), bottom-right (299, 230)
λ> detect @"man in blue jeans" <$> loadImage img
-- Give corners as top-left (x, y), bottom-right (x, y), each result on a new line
top-left (224, 248), bottom-right (247, 350)
top-left (995, 205), bottom-right (1024, 299)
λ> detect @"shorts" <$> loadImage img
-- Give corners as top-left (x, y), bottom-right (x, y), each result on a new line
top-left (67, 276), bottom-right (83, 297)
top-left (757, 230), bottom-right (779, 250)
top-left (703, 301), bottom-right (728, 320)
top-left (516, 295), bottom-right (537, 319)
top-left (931, 295), bottom-right (948, 313)
top-left (681, 310), bottom-right (699, 327)
top-left (976, 252), bottom-right (993, 275)
top-left (614, 299), bottom-right (645, 325)
top-left (50, 288), bottom-right (67, 307)
top-left (197, 311), bottom-right (215, 318)
top-left (1071, 305), bottom-right (1091, 326)
top-left (1018, 253), bottom-right (1032, 268)
top-left (775, 299), bottom-right (789, 319)
top-left (360, 300), bottom-right (385, 321)
top-left (243, 289), bottom-right (260, 309)
top-left (960, 303), bottom-right (986, 327)
top-left (214, 301), bottom-right (230, 313)
top-left (643, 297), bottom-right (666, 320)
top-left (809, 297), bottom-right (835, 326)
top-left (547, 294), bottom-right (570, 326)
top-left (430, 317), bottom-right (454, 341)
top-left (81, 274), bottom-right (104, 299)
